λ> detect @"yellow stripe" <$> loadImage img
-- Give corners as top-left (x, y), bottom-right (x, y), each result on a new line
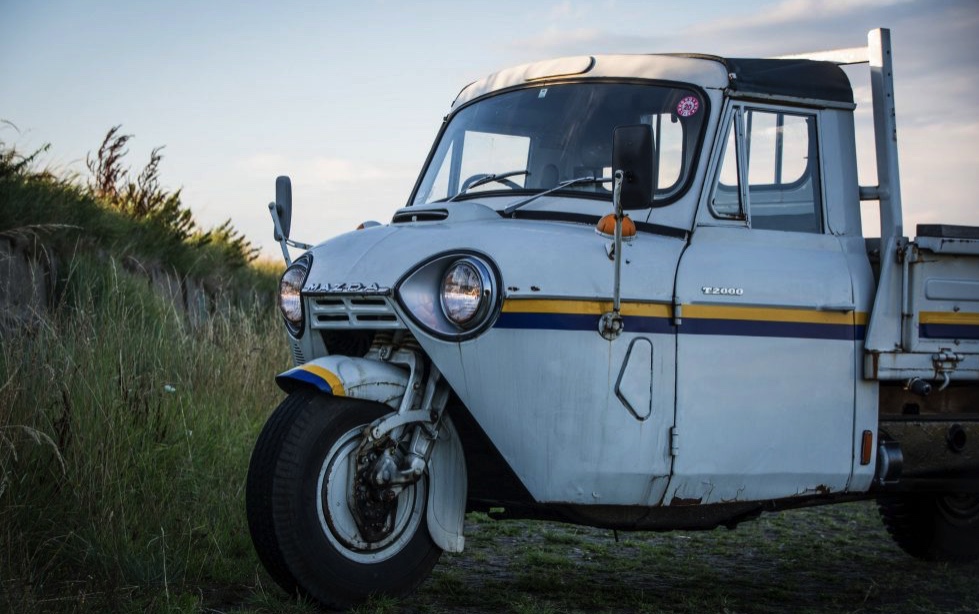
top-left (684, 304), bottom-right (865, 326)
top-left (503, 298), bottom-right (606, 314)
top-left (299, 364), bottom-right (346, 396)
top-left (503, 298), bottom-right (868, 326)
top-left (502, 298), bottom-right (672, 318)
top-left (920, 311), bottom-right (979, 325)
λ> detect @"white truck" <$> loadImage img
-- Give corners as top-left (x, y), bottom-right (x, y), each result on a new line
top-left (247, 28), bottom-right (978, 609)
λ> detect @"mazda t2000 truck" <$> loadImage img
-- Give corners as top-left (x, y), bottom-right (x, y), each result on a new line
top-left (247, 28), bottom-right (978, 609)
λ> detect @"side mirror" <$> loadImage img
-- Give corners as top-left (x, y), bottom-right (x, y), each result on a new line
top-left (612, 125), bottom-right (655, 210)
top-left (273, 175), bottom-right (293, 240)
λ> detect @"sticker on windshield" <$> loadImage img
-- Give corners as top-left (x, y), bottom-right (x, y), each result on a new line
top-left (676, 96), bottom-right (700, 117)
top-left (538, 88), bottom-right (548, 99)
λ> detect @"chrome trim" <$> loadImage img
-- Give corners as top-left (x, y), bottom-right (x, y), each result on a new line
top-left (308, 295), bottom-right (406, 330)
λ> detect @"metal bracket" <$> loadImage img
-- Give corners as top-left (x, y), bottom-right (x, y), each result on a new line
top-left (932, 351), bottom-right (963, 391)
top-left (599, 311), bottom-right (624, 340)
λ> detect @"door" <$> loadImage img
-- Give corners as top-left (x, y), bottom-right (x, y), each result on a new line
top-left (667, 104), bottom-right (860, 505)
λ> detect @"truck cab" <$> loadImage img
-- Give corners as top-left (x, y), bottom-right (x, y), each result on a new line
top-left (250, 29), bottom-right (979, 610)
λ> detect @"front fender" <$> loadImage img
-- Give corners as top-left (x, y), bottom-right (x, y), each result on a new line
top-left (275, 355), bottom-right (467, 553)
top-left (276, 356), bottom-right (408, 409)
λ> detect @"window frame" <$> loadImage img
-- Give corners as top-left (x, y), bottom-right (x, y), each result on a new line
top-left (707, 102), bottom-right (825, 234)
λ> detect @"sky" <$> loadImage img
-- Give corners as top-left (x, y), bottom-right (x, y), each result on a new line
top-left (1, 0), bottom-right (977, 259)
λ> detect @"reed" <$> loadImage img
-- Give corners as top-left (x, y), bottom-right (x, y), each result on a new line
top-left (0, 250), bottom-right (289, 612)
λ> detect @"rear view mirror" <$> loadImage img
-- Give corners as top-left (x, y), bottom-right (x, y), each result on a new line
top-left (612, 125), bottom-right (655, 210)
top-left (274, 175), bottom-right (293, 240)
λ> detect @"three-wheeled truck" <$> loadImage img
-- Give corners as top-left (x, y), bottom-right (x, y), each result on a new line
top-left (247, 28), bottom-right (978, 609)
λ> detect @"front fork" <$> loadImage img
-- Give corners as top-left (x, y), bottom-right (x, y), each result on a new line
top-left (350, 345), bottom-right (451, 542)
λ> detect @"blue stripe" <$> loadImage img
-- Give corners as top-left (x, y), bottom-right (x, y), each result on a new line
top-left (496, 313), bottom-right (865, 341)
top-left (683, 318), bottom-right (862, 341)
top-left (496, 312), bottom-right (675, 334)
top-left (276, 369), bottom-right (336, 395)
top-left (496, 312), bottom-right (601, 331)
top-left (920, 323), bottom-right (979, 340)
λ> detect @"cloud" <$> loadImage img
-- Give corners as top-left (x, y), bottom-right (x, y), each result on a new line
top-left (691, 0), bottom-right (913, 34)
top-left (502, 0), bottom-right (979, 235)
top-left (240, 153), bottom-right (398, 189)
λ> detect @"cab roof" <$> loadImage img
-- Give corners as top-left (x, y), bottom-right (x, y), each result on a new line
top-left (452, 54), bottom-right (854, 109)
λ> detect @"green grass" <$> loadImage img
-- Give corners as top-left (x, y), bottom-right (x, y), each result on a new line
top-left (0, 250), bottom-right (289, 613)
top-left (0, 128), bottom-right (276, 297)
top-left (2, 256), bottom-right (976, 614)
top-left (2, 128), bottom-right (977, 614)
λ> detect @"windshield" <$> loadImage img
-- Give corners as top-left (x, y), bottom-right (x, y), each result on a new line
top-left (411, 82), bottom-right (708, 206)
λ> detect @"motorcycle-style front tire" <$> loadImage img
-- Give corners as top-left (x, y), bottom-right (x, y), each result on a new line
top-left (246, 390), bottom-right (442, 609)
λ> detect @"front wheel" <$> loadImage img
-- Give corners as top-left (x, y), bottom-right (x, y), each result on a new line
top-left (246, 391), bottom-right (441, 609)
top-left (877, 493), bottom-right (979, 563)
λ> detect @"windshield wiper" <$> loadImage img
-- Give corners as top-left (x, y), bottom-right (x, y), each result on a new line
top-left (502, 176), bottom-right (612, 216)
top-left (448, 170), bottom-right (530, 202)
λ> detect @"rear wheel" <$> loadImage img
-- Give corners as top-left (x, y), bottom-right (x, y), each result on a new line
top-left (246, 391), bottom-right (441, 609)
top-left (877, 493), bottom-right (979, 562)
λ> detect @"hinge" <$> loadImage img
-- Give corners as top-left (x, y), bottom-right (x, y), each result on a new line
top-left (670, 427), bottom-right (679, 456)
top-left (672, 298), bottom-right (682, 326)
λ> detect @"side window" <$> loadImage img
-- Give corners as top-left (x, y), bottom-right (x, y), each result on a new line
top-left (710, 107), bottom-right (823, 233)
top-left (710, 113), bottom-right (742, 219)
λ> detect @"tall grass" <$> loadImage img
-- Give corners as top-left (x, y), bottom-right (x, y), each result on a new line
top-left (0, 126), bottom-right (270, 295)
top-left (0, 243), bottom-right (289, 612)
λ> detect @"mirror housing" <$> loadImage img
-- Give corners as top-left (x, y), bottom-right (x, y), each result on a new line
top-left (612, 125), bottom-right (655, 210)
top-left (273, 175), bottom-right (293, 240)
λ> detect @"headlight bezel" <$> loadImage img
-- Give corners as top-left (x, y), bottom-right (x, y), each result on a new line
top-left (396, 252), bottom-right (501, 340)
top-left (279, 253), bottom-right (312, 338)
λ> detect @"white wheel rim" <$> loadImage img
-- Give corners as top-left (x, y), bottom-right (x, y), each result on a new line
top-left (316, 425), bottom-right (426, 563)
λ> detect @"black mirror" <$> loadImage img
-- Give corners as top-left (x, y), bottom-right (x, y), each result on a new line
top-left (612, 125), bottom-right (655, 210)
top-left (274, 175), bottom-right (293, 240)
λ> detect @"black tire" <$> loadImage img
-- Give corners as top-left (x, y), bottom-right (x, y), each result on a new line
top-left (246, 391), bottom-right (442, 609)
top-left (877, 493), bottom-right (979, 562)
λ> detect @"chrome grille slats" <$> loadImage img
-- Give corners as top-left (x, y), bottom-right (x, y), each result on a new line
top-left (307, 294), bottom-right (406, 330)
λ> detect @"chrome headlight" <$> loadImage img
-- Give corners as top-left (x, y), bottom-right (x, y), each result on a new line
top-left (397, 253), bottom-right (500, 339)
top-left (440, 258), bottom-right (492, 328)
top-left (279, 254), bottom-right (311, 337)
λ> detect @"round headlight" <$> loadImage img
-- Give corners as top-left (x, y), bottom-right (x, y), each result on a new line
top-left (279, 256), bottom-right (311, 336)
top-left (440, 258), bottom-right (491, 328)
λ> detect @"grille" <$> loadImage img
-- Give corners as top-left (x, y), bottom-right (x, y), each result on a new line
top-left (308, 295), bottom-right (406, 330)
top-left (290, 341), bottom-right (306, 365)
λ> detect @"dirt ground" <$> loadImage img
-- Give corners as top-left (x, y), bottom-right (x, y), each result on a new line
top-left (378, 501), bottom-right (979, 614)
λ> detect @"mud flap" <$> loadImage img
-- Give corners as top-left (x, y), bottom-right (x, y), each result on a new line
top-left (426, 416), bottom-right (467, 553)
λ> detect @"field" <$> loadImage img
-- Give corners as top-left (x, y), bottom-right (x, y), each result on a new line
top-left (397, 504), bottom-right (979, 614)
top-left (0, 257), bottom-right (976, 613)
top-left (2, 139), bottom-right (976, 614)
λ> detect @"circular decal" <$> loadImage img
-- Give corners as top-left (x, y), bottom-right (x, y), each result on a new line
top-left (676, 96), bottom-right (700, 117)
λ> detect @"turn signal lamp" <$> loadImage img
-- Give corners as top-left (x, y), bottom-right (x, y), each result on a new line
top-left (596, 213), bottom-right (636, 241)
top-left (861, 430), bottom-right (873, 465)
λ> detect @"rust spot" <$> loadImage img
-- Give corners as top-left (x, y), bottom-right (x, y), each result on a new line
top-left (670, 496), bottom-right (702, 507)
top-left (815, 484), bottom-right (831, 495)
top-left (530, 285), bottom-right (541, 292)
